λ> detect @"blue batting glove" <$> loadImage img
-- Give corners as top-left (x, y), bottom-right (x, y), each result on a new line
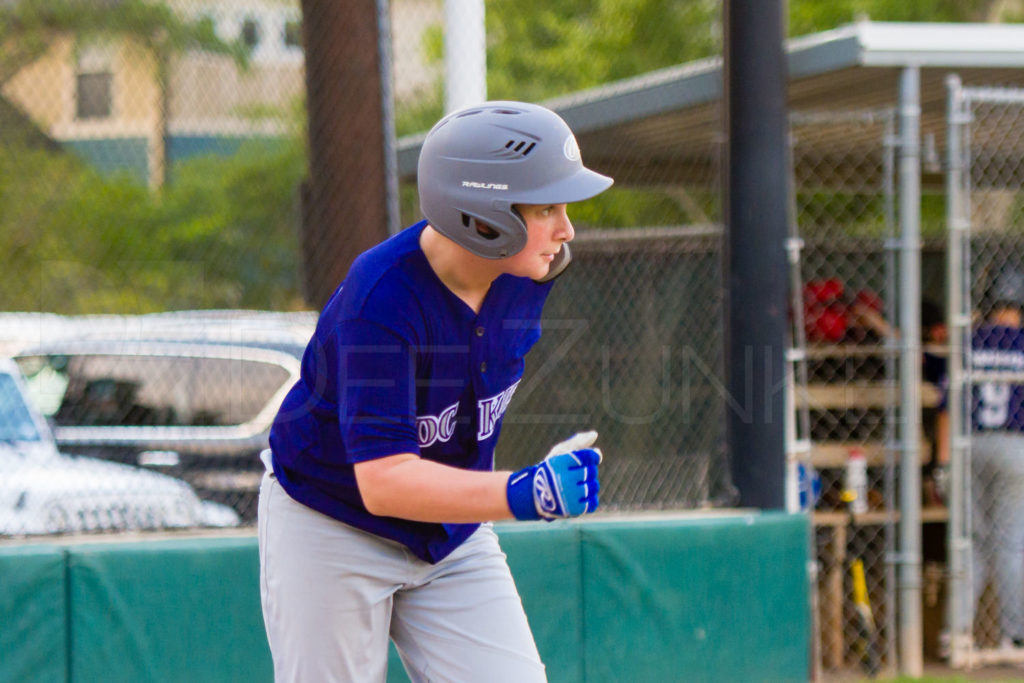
top-left (507, 431), bottom-right (602, 521)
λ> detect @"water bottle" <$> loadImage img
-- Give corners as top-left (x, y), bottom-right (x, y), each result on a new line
top-left (845, 447), bottom-right (868, 514)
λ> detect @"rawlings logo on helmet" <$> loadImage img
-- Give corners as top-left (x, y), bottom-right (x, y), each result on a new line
top-left (461, 181), bottom-right (509, 190)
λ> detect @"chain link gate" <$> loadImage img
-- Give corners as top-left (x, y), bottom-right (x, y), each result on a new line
top-left (496, 226), bottom-right (728, 511)
top-left (788, 109), bottom-right (903, 677)
top-left (947, 77), bottom-right (1024, 670)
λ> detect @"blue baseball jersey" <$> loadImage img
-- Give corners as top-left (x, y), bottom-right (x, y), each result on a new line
top-left (971, 324), bottom-right (1024, 432)
top-left (268, 221), bottom-right (554, 563)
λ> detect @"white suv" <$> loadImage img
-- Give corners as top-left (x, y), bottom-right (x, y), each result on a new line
top-left (10, 310), bottom-right (316, 522)
top-left (0, 357), bottom-right (239, 535)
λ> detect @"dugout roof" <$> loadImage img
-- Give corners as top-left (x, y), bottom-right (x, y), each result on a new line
top-left (396, 20), bottom-right (1024, 188)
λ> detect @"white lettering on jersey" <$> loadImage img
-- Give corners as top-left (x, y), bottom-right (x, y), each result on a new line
top-left (977, 382), bottom-right (1012, 428)
top-left (972, 328), bottom-right (1024, 430)
top-left (477, 381), bottom-right (520, 441)
top-left (417, 401), bottom-right (459, 448)
top-left (974, 349), bottom-right (1024, 370)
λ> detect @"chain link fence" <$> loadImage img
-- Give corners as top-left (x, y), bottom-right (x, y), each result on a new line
top-left (15, 2), bottom-right (1024, 680)
top-left (787, 110), bottom-right (906, 677)
top-left (0, 1), bottom-right (730, 530)
top-left (499, 225), bottom-right (729, 510)
top-left (947, 79), bottom-right (1024, 669)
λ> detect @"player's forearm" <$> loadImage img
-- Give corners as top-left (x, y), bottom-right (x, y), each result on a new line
top-left (355, 454), bottom-right (514, 523)
top-left (935, 409), bottom-right (950, 466)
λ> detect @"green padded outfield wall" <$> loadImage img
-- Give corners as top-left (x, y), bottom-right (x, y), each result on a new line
top-left (579, 514), bottom-right (809, 682)
top-left (0, 544), bottom-right (67, 683)
top-left (0, 512), bottom-right (808, 683)
top-left (65, 537), bottom-right (272, 683)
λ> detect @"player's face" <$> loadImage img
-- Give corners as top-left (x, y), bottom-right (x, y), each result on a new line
top-left (505, 203), bottom-right (574, 280)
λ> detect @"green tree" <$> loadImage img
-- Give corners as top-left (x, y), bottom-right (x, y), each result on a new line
top-left (487, 0), bottom-right (719, 104)
top-left (789, 0), bottom-right (1024, 36)
top-left (0, 133), bottom-right (306, 313)
top-left (0, 0), bottom-right (244, 82)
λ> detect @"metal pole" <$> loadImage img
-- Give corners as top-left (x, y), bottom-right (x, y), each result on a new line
top-left (444, 0), bottom-right (487, 113)
top-left (882, 110), bottom-right (900, 673)
top-left (377, 0), bottom-right (400, 236)
top-left (784, 119), bottom-right (820, 681)
top-left (299, 0), bottom-right (391, 307)
top-left (723, 0), bottom-right (789, 509)
top-left (898, 65), bottom-right (923, 677)
top-left (944, 73), bottom-right (972, 668)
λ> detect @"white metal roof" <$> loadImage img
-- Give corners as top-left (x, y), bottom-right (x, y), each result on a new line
top-left (799, 20), bottom-right (1024, 69)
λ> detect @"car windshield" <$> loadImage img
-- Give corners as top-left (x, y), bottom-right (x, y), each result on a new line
top-left (0, 373), bottom-right (42, 442)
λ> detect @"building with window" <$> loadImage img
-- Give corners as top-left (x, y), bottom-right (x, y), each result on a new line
top-left (1, 0), bottom-right (304, 187)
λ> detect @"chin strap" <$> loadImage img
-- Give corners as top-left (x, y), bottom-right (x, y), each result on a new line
top-left (534, 243), bottom-right (572, 283)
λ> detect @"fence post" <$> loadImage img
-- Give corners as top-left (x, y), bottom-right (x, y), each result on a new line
top-left (444, 0), bottom-right (487, 113)
top-left (944, 73), bottom-right (973, 669)
top-left (722, 0), bottom-right (789, 509)
top-left (299, 0), bottom-right (395, 308)
top-left (897, 64), bottom-right (924, 678)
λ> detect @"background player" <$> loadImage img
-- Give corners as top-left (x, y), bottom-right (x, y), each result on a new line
top-left (934, 266), bottom-right (1024, 648)
top-left (258, 101), bottom-right (613, 682)
top-left (968, 267), bottom-right (1024, 647)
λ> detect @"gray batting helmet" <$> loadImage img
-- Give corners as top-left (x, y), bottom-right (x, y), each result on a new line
top-left (417, 101), bottom-right (613, 259)
top-left (990, 266), bottom-right (1024, 307)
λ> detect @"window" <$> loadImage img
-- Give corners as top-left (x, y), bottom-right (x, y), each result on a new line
top-left (241, 18), bottom-right (261, 49)
top-left (283, 19), bottom-right (302, 49)
top-left (0, 373), bottom-right (42, 442)
top-left (76, 72), bottom-right (112, 119)
top-left (17, 353), bottom-right (290, 428)
top-left (75, 44), bottom-right (113, 120)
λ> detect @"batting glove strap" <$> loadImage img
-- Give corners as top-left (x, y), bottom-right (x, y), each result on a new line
top-left (507, 465), bottom-right (543, 521)
top-left (506, 449), bottom-right (602, 522)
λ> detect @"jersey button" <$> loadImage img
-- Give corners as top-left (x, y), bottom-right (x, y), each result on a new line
top-left (475, 326), bottom-right (485, 337)
top-left (480, 362), bottom-right (487, 372)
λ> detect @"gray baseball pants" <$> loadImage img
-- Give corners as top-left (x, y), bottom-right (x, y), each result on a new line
top-left (971, 432), bottom-right (1024, 642)
top-left (257, 468), bottom-right (547, 683)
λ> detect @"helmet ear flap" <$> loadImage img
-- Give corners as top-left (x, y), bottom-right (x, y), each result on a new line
top-left (509, 204), bottom-right (527, 231)
top-left (506, 204), bottom-right (529, 254)
top-left (455, 205), bottom-right (527, 257)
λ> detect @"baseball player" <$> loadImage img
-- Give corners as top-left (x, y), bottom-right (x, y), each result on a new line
top-left (258, 101), bottom-right (613, 682)
top-left (967, 267), bottom-right (1024, 647)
